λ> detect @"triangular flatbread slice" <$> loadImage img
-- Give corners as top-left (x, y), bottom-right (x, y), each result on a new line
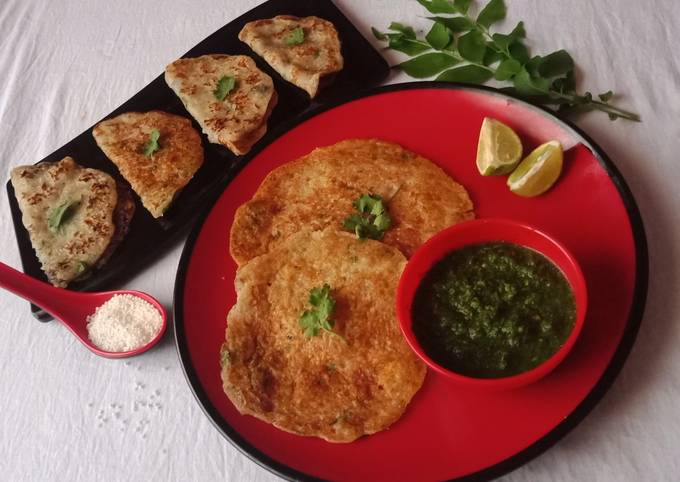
top-left (164, 54), bottom-right (277, 155)
top-left (93, 111), bottom-right (203, 218)
top-left (10, 157), bottom-right (134, 287)
top-left (239, 15), bottom-right (343, 98)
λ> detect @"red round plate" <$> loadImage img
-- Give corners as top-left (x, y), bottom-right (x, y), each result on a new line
top-left (174, 83), bottom-right (647, 481)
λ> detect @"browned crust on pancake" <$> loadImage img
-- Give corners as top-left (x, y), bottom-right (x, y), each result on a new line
top-left (93, 182), bottom-right (135, 270)
top-left (222, 229), bottom-right (426, 442)
top-left (92, 111), bottom-right (204, 218)
top-left (239, 15), bottom-right (343, 97)
top-left (229, 139), bottom-right (475, 266)
top-left (164, 54), bottom-right (276, 155)
top-left (10, 157), bottom-right (126, 287)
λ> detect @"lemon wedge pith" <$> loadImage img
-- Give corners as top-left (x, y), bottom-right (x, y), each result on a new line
top-left (507, 140), bottom-right (563, 197)
top-left (476, 117), bottom-right (523, 176)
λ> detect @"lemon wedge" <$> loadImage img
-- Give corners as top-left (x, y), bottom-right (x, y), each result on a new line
top-left (507, 140), bottom-right (563, 197)
top-left (476, 117), bottom-right (523, 176)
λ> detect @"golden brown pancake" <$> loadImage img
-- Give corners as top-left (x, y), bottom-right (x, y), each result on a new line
top-left (93, 111), bottom-right (204, 218)
top-left (221, 228), bottom-right (425, 442)
top-left (239, 15), bottom-right (343, 98)
top-left (230, 139), bottom-right (474, 266)
top-left (164, 54), bottom-right (277, 155)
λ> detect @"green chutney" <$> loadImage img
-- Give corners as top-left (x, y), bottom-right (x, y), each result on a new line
top-left (412, 242), bottom-right (576, 378)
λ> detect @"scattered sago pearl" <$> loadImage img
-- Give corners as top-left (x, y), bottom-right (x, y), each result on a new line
top-left (86, 294), bottom-right (162, 352)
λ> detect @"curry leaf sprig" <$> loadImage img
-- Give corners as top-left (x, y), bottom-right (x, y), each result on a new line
top-left (372, 0), bottom-right (639, 121)
top-left (343, 194), bottom-right (392, 240)
top-left (299, 284), bottom-right (345, 341)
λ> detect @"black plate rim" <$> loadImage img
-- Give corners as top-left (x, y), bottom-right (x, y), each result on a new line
top-left (172, 81), bottom-right (648, 482)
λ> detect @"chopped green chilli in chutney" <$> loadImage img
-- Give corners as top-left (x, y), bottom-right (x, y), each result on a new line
top-left (412, 242), bottom-right (576, 378)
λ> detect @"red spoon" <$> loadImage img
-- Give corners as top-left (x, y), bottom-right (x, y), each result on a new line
top-left (0, 261), bottom-right (167, 358)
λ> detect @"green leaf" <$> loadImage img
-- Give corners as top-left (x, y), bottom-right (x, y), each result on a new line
top-left (436, 65), bottom-right (494, 83)
top-left (477, 0), bottom-right (506, 28)
top-left (416, 0), bottom-right (456, 14)
top-left (371, 27), bottom-right (388, 41)
top-left (599, 90), bottom-right (614, 102)
top-left (525, 55), bottom-right (543, 77)
top-left (495, 58), bottom-right (522, 80)
top-left (142, 128), bottom-right (161, 157)
top-left (354, 194), bottom-right (384, 215)
top-left (400, 52), bottom-right (459, 78)
top-left (388, 22), bottom-right (416, 39)
top-left (342, 214), bottom-right (365, 238)
top-left (309, 284), bottom-right (331, 307)
top-left (299, 284), bottom-right (343, 340)
top-left (454, 0), bottom-right (473, 13)
top-left (492, 23), bottom-right (525, 52)
top-left (538, 50), bottom-right (574, 77)
top-left (219, 343), bottom-right (231, 367)
top-left (457, 30), bottom-right (487, 63)
top-left (213, 76), bottom-right (235, 101)
top-left (512, 68), bottom-right (552, 95)
top-left (491, 33), bottom-right (511, 51)
top-left (510, 21), bottom-right (526, 39)
top-left (319, 317), bottom-right (333, 331)
top-left (343, 194), bottom-right (392, 240)
top-left (425, 22), bottom-right (451, 49)
top-left (508, 41), bottom-right (530, 64)
top-left (374, 213), bottom-right (392, 231)
top-left (354, 195), bottom-right (370, 213)
top-left (552, 70), bottom-right (576, 93)
top-left (388, 37), bottom-right (431, 56)
top-left (47, 200), bottom-right (79, 233)
top-left (427, 16), bottom-right (474, 32)
top-left (369, 200), bottom-right (384, 216)
top-left (483, 48), bottom-right (505, 66)
top-left (76, 261), bottom-right (89, 275)
top-left (284, 27), bottom-right (305, 46)
top-left (376, 0), bottom-right (639, 122)
top-left (299, 311), bottom-right (319, 337)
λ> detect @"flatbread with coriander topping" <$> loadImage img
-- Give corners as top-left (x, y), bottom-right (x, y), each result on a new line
top-left (164, 54), bottom-right (277, 155)
top-left (10, 157), bottom-right (134, 287)
top-left (93, 111), bottom-right (204, 218)
top-left (229, 138), bottom-right (475, 266)
top-left (239, 15), bottom-right (343, 98)
top-left (221, 228), bottom-right (425, 443)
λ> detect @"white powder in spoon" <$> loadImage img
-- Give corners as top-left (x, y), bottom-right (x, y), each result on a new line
top-left (86, 294), bottom-right (163, 352)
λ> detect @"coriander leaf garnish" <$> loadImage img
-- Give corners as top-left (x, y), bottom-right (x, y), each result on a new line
top-left (143, 129), bottom-right (161, 157)
top-left (213, 75), bottom-right (236, 101)
top-left (76, 261), bottom-right (89, 275)
top-left (47, 200), bottom-right (79, 233)
top-left (373, 0), bottom-right (640, 121)
top-left (342, 194), bottom-right (392, 240)
top-left (220, 343), bottom-right (231, 367)
top-left (299, 284), bottom-right (345, 341)
top-left (285, 27), bottom-right (305, 46)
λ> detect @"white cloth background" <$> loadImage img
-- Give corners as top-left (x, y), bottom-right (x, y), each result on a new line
top-left (1, 1), bottom-right (678, 480)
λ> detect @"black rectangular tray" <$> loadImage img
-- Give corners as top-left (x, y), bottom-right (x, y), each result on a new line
top-left (6, 0), bottom-right (389, 320)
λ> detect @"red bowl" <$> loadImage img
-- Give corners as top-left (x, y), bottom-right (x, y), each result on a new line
top-left (396, 218), bottom-right (588, 390)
